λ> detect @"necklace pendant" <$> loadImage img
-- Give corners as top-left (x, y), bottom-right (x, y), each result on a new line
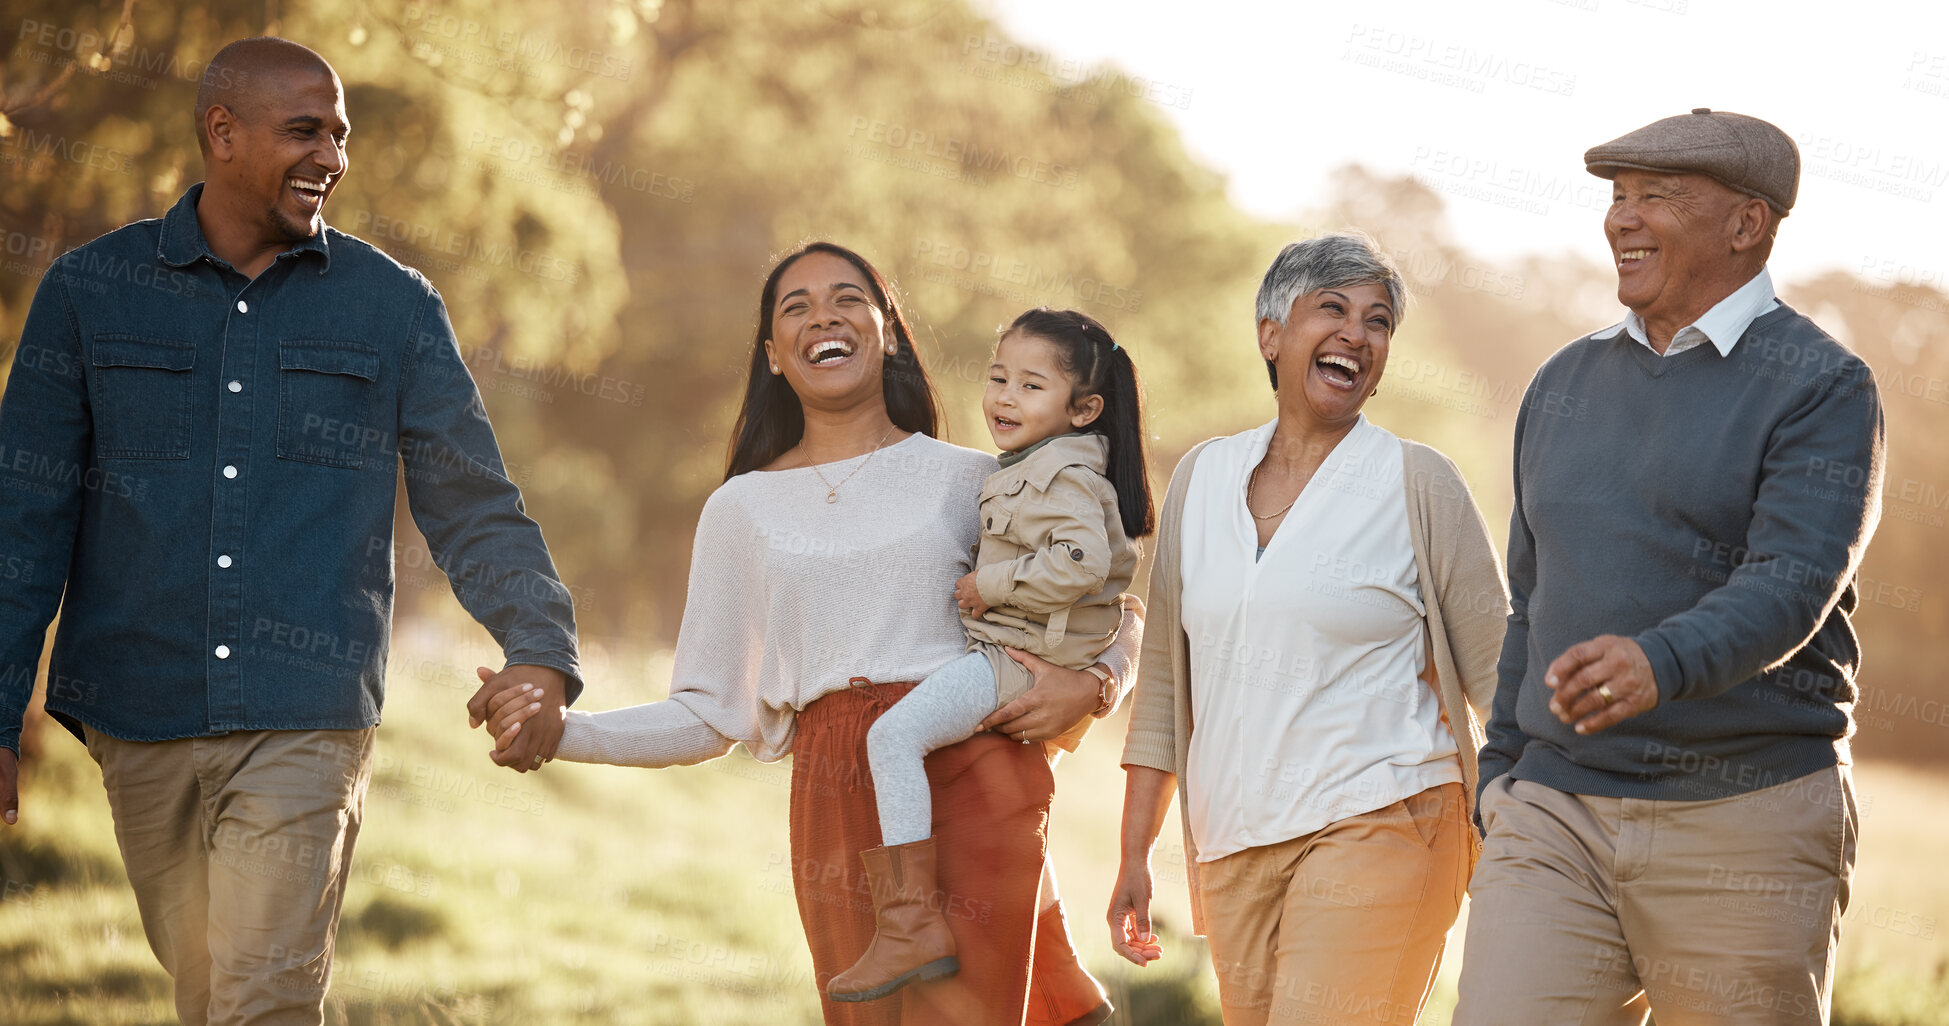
top-left (825, 491), bottom-right (838, 504)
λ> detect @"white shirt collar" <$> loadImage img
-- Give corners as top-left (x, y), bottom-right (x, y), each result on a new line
top-left (1242, 414), bottom-right (1371, 465)
top-left (1592, 267), bottom-right (1779, 357)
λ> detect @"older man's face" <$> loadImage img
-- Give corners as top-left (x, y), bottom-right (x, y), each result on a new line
top-left (1604, 169), bottom-right (1750, 325)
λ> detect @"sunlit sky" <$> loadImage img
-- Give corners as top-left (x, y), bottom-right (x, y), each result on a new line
top-left (986, 0), bottom-right (1949, 293)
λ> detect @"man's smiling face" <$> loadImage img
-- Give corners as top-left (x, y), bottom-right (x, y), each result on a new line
top-left (231, 65), bottom-right (349, 243)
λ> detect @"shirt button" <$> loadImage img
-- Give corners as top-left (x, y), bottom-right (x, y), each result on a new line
top-left (215, 645), bottom-right (231, 659)
top-left (223, 465), bottom-right (238, 479)
top-left (217, 554), bottom-right (233, 568)
top-left (236, 300), bottom-right (248, 313)
top-left (228, 380), bottom-right (242, 393)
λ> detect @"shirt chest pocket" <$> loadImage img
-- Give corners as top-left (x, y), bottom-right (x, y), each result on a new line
top-left (276, 340), bottom-right (381, 469)
top-left (979, 481), bottom-right (1033, 545)
top-left (89, 335), bottom-right (196, 460)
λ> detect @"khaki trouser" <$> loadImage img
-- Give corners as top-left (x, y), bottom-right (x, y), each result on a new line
top-left (85, 726), bottom-right (377, 1026)
top-left (1197, 781), bottom-right (1473, 1026)
top-left (1454, 764), bottom-right (1856, 1026)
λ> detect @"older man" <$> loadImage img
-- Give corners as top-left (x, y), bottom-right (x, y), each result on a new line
top-left (1454, 110), bottom-right (1884, 1025)
top-left (0, 38), bottom-right (579, 1024)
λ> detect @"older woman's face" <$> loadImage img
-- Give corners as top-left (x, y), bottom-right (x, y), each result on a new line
top-left (1259, 283), bottom-right (1395, 426)
top-left (765, 251), bottom-right (892, 410)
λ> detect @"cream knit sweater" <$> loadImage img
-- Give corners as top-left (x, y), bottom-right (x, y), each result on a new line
top-left (557, 433), bottom-right (1140, 768)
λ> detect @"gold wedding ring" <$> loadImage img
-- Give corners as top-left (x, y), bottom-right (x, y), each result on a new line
top-left (1597, 684), bottom-right (1616, 706)
top-left (532, 754), bottom-right (544, 769)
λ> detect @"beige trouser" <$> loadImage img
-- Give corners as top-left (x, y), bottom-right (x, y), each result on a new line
top-left (1197, 781), bottom-right (1473, 1026)
top-left (85, 726), bottom-right (377, 1026)
top-left (1453, 764), bottom-right (1856, 1026)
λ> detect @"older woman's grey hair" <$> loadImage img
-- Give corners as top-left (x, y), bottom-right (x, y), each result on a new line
top-left (1255, 231), bottom-right (1409, 390)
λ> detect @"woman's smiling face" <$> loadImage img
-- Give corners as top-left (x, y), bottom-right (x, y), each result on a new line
top-left (1259, 282), bottom-right (1395, 426)
top-left (764, 250), bottom-right (891, 410)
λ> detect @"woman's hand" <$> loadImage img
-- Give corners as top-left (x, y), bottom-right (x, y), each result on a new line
top-left (1112, 766), bottom-right (1177, 965)
top-left (1109, 857), bottom-right (1164, 966)
top-left (475, 669), bottom-right (565, 768)
top-left (953, 572), bottom-right (990, 619)
top-left (977, 649), bottom-right (1098, 742)
top-left (468, 665), bottom-right (569, 772)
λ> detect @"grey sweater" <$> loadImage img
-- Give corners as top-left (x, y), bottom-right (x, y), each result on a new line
top-left (1480, 304), bottom-right (1885, 802)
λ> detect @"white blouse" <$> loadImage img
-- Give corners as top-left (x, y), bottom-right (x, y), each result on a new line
top-left (1180, 417), bottom-right (1461, 861)
top-left (553, 432), bottom-right (1137, 768)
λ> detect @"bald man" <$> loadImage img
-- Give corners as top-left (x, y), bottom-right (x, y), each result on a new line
top-left (0, 37), bottom-right (581, 1024)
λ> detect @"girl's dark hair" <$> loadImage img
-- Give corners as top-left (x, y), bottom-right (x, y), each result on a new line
top-left (726, 242), bottom-right (943, 480)
top-left (1003, 308), bottom-right (1155, 538)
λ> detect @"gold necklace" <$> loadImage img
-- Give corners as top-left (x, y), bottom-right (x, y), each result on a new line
top-left (1246, 461), bottom-right (1301, 521)
top-left (803, 426), bottom-right (895, 503)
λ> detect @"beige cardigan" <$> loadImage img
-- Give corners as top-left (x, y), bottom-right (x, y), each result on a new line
top-left (1119, 435), bottom-right (1510, 935)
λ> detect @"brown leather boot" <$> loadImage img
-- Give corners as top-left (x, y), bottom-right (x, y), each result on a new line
top-left (827, 838), bottom-right (960, 1003)
top-left (1026, 901), bottom-right (1113, 1026)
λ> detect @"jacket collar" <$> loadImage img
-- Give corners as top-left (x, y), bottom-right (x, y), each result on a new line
top-left (157, 182), bottom-right (332, 274)
top-left (989, 433), bottom-right (1110, 493)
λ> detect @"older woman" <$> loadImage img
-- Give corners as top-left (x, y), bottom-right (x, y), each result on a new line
top-left (474, 242), bottom-right (1136, 1026)
top-left (1109, 232), bottom-right (1508, 1026)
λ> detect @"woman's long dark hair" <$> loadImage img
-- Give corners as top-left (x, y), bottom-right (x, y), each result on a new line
top-left (725, 242), bottom-right (943, 481)
top-left (1004, 308), bottom-right (1155, 538)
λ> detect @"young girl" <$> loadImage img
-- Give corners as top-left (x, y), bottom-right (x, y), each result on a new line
top-left (827, 307), bottom-right (1157, 1004)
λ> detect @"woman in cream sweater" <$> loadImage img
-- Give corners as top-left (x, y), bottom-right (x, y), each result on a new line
top-left (1109, 232), bottom-right (1509, 1026)
top-left (480, 242), bottom-right (1138, 1026)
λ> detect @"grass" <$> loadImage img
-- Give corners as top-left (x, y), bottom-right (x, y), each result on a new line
top-left (2, 629), bottom-right (1947, 1024)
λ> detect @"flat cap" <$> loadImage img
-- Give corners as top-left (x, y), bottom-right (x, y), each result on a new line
top-left (1585, 108), bottom-right (1799, 215)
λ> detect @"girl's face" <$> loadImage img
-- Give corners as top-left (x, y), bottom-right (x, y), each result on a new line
top-left (763, 251), bottom-right (891, 412)
top-left (982, 332), bottom-right (1101, 452)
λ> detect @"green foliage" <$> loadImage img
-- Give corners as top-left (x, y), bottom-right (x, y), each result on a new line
top-left (3, 2), bottom-right (1948, 1015)
top-left (5, 2), bottom-right (1943, 715)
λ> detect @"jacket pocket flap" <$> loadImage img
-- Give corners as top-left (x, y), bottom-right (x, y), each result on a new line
top-left (980, 500), bottom-right (1016, 536)
top-left (280, 340), bottom-right (379, 380)
top-left (92, 335), bottom-right (195, 371)
top-left (978, 472), bottom-right (1033, 505)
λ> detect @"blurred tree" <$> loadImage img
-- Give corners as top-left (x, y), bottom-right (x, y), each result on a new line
top-left (2, 0), bottom-right (1942, 765)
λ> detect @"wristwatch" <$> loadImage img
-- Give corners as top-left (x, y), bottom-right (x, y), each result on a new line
top-left (1084, 665), bottom-right (1116, 716)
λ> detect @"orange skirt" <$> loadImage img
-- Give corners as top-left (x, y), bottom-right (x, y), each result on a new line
top-left (790, 679), bottom-right (1055, 1026)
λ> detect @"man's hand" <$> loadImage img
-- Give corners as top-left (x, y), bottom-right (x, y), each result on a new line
top-left (1546, 635), bottom-right (1659, 735)
top-left (977, 649), bottom-right (1098, 743)
top-left (953, 572), bottom-right (990, 619)
top-left (1, 747), bottom-right (17, 825)
top-left (467, 664), bottom-right (568, 772)
top-left (1108, 857), bottom-right (1163, 966)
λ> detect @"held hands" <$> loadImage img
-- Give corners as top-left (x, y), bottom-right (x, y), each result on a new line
top-left (1108, 857), bottom-right (1164, 967)
top-left (977, 649), bottom-right (1099, 743)
top-left (1546, 635), bottom-right (1659, 734)
top-left (466, 664), bottom-right (569, 772)
top-left (953, 572), bottom-right (990, 619)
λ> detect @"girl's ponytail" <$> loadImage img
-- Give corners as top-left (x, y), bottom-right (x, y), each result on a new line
top-left (1097, 343), bottom-right (1156, 538)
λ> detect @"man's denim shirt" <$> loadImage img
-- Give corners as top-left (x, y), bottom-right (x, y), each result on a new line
top-left (0, 184), bottom-right (581, 753)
